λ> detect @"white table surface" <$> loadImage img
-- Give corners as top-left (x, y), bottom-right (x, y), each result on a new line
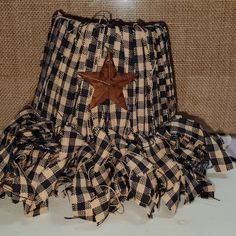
top-left (1, 137), bottom-right (236, 236)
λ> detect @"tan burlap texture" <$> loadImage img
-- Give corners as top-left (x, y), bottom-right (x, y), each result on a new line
top-left (0, 0), bottom-right (235, 134)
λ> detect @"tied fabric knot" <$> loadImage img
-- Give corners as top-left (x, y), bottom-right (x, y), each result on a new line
top-left (165, 116), bottom-right (234, 172)
top-left (62, 126), bottom-right (129, 224)
top-left (0, 107), bottom-right (66, 216)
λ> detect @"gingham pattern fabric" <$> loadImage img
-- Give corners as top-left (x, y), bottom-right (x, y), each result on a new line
top-left (0, 10), bottom-right (234, 225)
top-left (33, 10), bottom-right (176, 137)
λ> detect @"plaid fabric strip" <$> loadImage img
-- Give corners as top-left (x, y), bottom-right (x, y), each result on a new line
top-left (33, 11), bottom-right (63, 109)
top-left (0, 107), bottom-right (67, 216)
top-left (62, 127), bottom-right (158, 223)
top-left (56, 123), bottom-right (234, 222)
top-left (165, 115), bottom-right (234, 172)
top-left (0, 107), bottom-right (234, 223)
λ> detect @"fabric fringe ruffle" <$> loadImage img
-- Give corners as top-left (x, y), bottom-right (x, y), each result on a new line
top-left (0, 107), bottom-right (234, 225)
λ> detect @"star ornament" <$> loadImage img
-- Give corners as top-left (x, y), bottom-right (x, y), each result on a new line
top-left (78, 53), bottom-right (136, 110)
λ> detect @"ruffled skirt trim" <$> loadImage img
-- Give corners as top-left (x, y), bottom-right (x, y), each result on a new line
top-left (0, 107), bottom-right (234, 225)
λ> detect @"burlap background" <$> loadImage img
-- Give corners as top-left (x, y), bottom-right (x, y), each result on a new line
top-left (0, 0), bottom-right (235, 133)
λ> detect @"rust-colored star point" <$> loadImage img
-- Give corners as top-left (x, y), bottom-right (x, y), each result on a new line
top-left (78, 52), bottom-right (136, 110)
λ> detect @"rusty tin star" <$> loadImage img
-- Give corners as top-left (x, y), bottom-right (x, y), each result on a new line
top-left (78, 53), bottom-right (136, 110)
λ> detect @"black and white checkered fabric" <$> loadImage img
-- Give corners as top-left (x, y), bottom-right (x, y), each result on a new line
top-left (0, 10), bottom-right (234, 225)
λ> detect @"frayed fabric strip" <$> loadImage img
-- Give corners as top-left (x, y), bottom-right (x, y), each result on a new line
top-left (0, 107), bottom-right (234, 224)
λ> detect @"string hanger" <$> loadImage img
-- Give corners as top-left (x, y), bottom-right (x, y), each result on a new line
top-left (75, 10), bottom-right (113, 30)
top-left (56, 9), bottom-right (147, 29)
top-left (91, 10), bottom-right (113, 24)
